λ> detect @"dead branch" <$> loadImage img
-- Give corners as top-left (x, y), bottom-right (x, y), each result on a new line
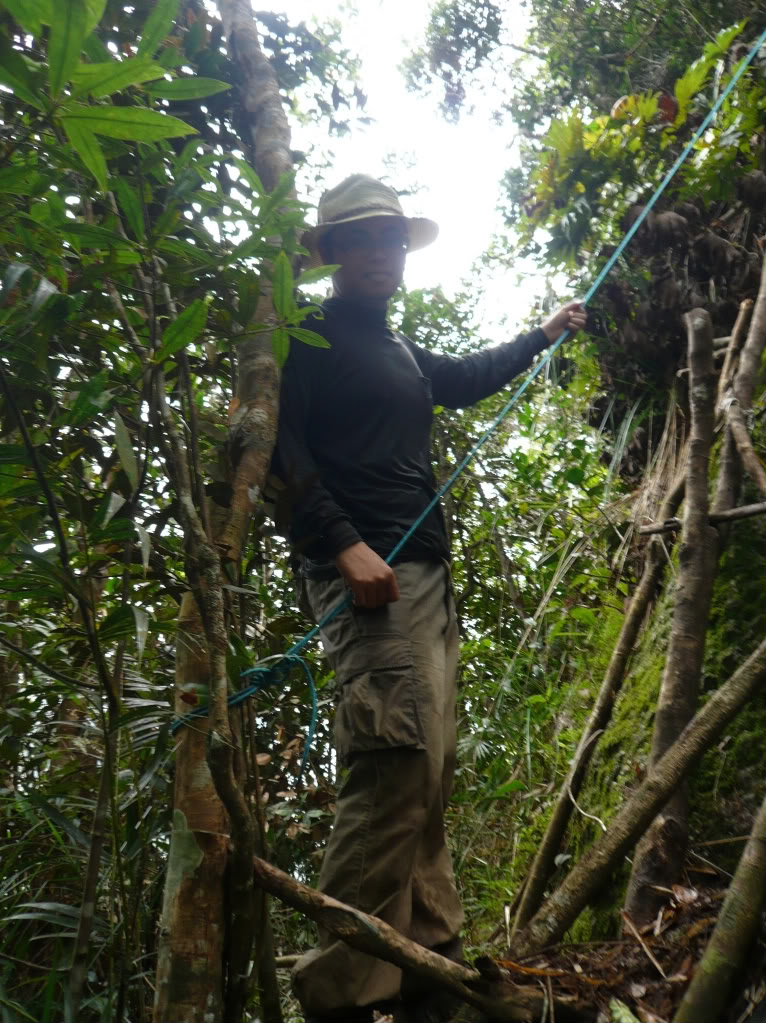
top-left (674, 793), bottom-right (766, 1022)
top-left (638, 499), bottom-right (766, 533)
top-left (513, 469), bottom-right (686, 932)
top-left (251, 856), bottom-right (588, 1022)
top-left (509, 638), bottom-right (766, 959)
top-left (724, 397), bottom-right (766, 498)
top-left (716, 299), bottom-right (753, 408)
top-left (624, 308), bottom-right (718, 926)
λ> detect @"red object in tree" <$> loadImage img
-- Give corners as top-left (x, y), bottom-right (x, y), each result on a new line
top-left (658, 92), bottom-right (679, 122)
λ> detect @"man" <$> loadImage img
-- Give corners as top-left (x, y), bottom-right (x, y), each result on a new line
top-left (273, 174), bottom-right (586, 1022)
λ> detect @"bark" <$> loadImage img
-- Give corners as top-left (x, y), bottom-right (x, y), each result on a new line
top-left (716, 298), bottom-right (753, 409)
top-left (674, 793), bottom-right (766, 1023)
top-left (638, 500), bottom-right (766, 533)
top-left (725, 397), bottom-right (766, 498)
top-left (251, 856), bottom-right (588, 1023)
top-left (513, 469), bottom-right (686, 932)
top-left (509, 638), bottom-right (766, 959)
top-left (624, 309), bottom-right (718, 927)
top-left (155, 4), bottom-right (293, 1019)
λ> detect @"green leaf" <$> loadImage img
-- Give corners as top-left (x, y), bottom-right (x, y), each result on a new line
top-left (231, 156), bottom-right (265, 196)
top-left (288, 327), bottom-right (331, 349)
top-left (570, 606), bottom-right (596, 626)
top-left (0, 166), bottom-right (48, 195)
top-left (84, 0), bottom-right (106, 34)
top-left (60, 104), bottom-right (196, 141)
top-left (145, 76), bottom-right (231, 100)
top-left (0, 36), bottom-right (46, 108)
top-left (155, 298), bottom-right (208, 362)
top-left (136, 0), bottom-right (180, 58)
top-left (135, 523), bottom-right (151, 575)
top-left (49, 0), bottom-right (88, 98)
top-left (609, 999), bottom-right (640, 1023)
top-left (487, 779), bottom-right (526, 799)
top-left (271, 250), bottom-right (294, 319)
top-left (133, 606), bottom-right (148, 663)
top-left (114, 178), bottom-right (145, 242)
top-left (62, 117), bottom-right (107, 190)
top-left (71, 58), bottom-right (165, 98)
top-left (564, 466), bottom-right (585, 485)
top-left (61, 222), bottom-right (134, 249)
top-left (0, 0), bottom-right (52, 36)
top-left (272, 326), bottom-right (290, 367)
top-left (295, 264), bottom-right (340, 287)
top-left (114, 411), bottom-right (139, 492)
top-left (234, 278), bottom-right (261, 326)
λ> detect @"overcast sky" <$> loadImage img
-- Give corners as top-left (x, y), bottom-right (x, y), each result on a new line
top-left (276, 0), bottom-right (553, 330)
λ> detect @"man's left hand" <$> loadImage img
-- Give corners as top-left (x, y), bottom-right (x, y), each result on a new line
top-left (541, 301), bottom-right (587, 343)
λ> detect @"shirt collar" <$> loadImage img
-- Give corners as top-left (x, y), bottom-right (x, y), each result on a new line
top-left (323, 296), bottom-right (389, 328)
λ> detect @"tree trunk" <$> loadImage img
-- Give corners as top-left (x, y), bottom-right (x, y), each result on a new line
top-left (154, 1), bottom-right (293, 1018)
top-left (674, 793), bottom-right (766, 1023)
top-left (623, 309), bottom-right (717, 926)
top-left (509, 638), bottom-right (766, 959)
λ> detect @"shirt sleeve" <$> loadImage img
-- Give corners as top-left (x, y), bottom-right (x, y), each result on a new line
top-left (270, 347), bottom-right (362, 557)
top-left (403, 327), bottom-right (550, 409)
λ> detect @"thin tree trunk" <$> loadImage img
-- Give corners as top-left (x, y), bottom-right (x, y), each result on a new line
top-left (513, 469), bottom-right (686, 932)
top-left (154, 2), bottom-right (292, 1019)
top-left (624, 309), bottom-right (717, 927)
top-left (509, 638), bottom-right (766, 958)
top-left (674, 793), bottom-right (766, 1023)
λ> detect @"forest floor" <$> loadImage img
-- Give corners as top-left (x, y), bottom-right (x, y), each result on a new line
top-left (363, 878), bottom-right (766, 1023)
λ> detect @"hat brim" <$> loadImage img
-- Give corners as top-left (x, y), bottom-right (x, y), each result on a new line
top-left (302, 211), bottom-right (439, 269)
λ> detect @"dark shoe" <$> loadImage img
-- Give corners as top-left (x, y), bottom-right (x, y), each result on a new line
top-left (395, 938), bottom-right (466, 1023)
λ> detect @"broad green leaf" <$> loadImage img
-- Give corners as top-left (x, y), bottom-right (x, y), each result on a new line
top-left (232, 156), bottom-right (265, 196)
top-left (81, 31), bottom-right (112, 62)
top-left (84, 0), bottom-right (106, 34)
top-left (133, 606), bottom-right (148, 663)
top-left (0, 167), bottom-right (48, 195)
top-left (145, 76), bottom-right (231, 100)
top-left (296, 264), bottom-right (340, 287)
top-left (62, 117), bottom-right (107, 190)
top-left (136, 0), bottom-right (180, 58)
top-left (61, 222), bottom-right (133, 249)
top-left (114, 411), bottom-right (139, 492)
top-left (488, 779), bottom-right (526, 799)
top-left (288, 327), bottom-right (331, 350)
top-left (49, 0), bottom-right (88, 98)
top-left (103, 492), bottom-right (126, 525)
top-left (0, 36), bottom-right (46, 108)
top-left (609, 1000), bottom-right (640, 1023)
top-left (135, 523), bottom-right (151, 575)
top-left (154, 298), bottom-right (208, 362)
top-left (0, 0), bottom-right (52, 36)
top-left (114, 178), bottom-right (145, 242)
top-left (61, 104), bottom-right (196, 141)
top-left (271, 250), bottom-right (294, 319)
top-left (235, 278), bottom-right (260, 326)
top-left (71, 58), bottom-right (165, 98)
top-left (272, 326), bottom-right (290, 367)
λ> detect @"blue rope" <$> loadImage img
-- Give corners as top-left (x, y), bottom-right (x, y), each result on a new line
top-left (170, 27), bottom-right (766, 777)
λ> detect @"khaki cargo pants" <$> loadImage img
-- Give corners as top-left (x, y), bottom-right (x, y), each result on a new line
top-left (292, 560), bottom-right (465, 1015)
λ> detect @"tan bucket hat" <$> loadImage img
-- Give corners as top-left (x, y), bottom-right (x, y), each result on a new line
top-left (302, 174), bottom-right (439, 268)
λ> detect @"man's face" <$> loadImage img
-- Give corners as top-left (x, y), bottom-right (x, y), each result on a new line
top-left (327, 216), bottom-right (408, 303)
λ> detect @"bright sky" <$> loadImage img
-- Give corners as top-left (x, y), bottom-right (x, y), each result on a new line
top-left (276, 0), bottom-right (550, 331)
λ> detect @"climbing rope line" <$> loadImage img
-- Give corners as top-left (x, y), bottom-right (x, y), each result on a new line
top-left (171, 27), bottom-right (766, 781)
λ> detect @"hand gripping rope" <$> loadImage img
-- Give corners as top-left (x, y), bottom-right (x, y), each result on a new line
top-left (171, 27), bottom-right (766, 782)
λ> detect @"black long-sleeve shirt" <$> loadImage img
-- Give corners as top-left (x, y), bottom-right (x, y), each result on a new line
top-left (271, 297), bottom-right (549, 576)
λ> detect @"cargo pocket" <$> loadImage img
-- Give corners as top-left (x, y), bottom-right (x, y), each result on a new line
top-left (334, 636), bottom-right (425, 766)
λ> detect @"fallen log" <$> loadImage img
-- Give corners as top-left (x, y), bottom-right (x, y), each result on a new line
top-left (509, 638), bottom-right (766, 959)
top-left (251, 855), bottom-right (589, 1022)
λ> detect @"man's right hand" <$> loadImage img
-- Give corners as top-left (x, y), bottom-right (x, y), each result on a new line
top-left (335, 542), bottom-right (401, 608)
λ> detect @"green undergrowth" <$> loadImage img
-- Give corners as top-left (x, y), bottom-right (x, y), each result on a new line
top-left (499, 497), bottom-right (766, 946)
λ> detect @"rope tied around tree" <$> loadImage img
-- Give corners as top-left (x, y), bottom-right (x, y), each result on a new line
top-left (170, 25), bottom-right (766, 780)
